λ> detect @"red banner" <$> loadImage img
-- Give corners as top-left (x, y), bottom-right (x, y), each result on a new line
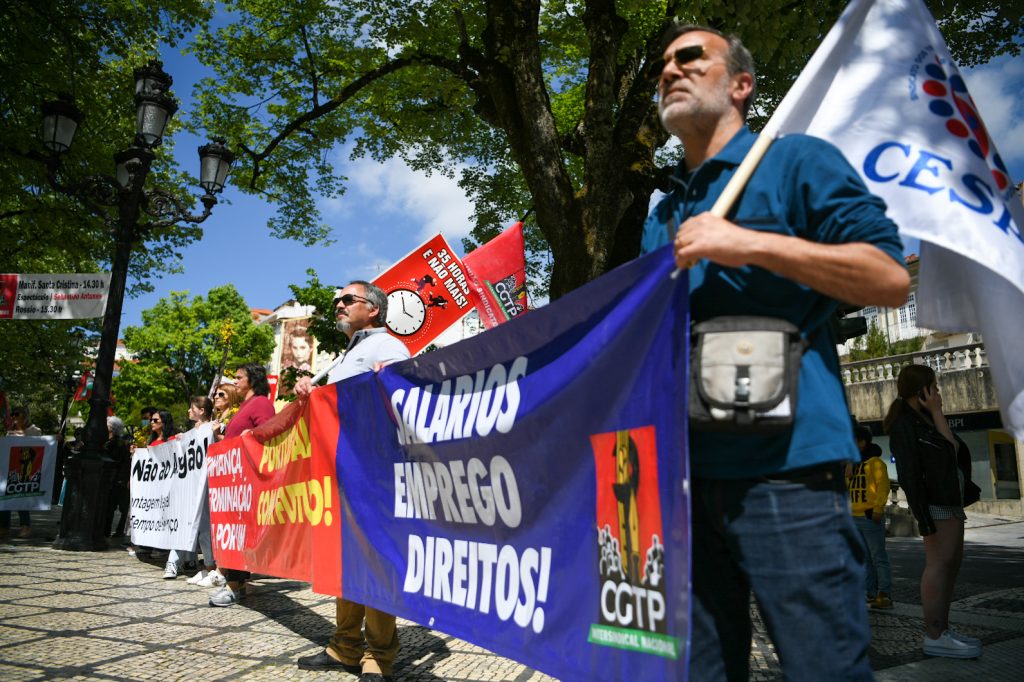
top-left (463, 222), bottom-right (529, 329)
top-left (72, 372), bottom-right (92, 401)
top-left (206, 387), bottom-right (343, 595)
top-left (371, 233), bottom-right (475, 355)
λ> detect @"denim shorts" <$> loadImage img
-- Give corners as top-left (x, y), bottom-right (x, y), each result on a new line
top-left (928, 504), bottom-right (966, 522)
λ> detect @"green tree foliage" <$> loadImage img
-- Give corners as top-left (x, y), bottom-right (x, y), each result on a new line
top-left (889, 336), bottom-right (925, 356)
top-left (0, 0), bottom-right (216, 295)
top-left (0, 0), bottom-right (215, 425)
top-left (188, 0), bottom-right (1021, 298)
top-left (112, 285), bottom-right (274, 421)
top-left (0, 320), bottom-right (93, 434)
top-left (849, 320), bottom-right (890, 361)
top-left (847, 320), bottom-right (925, 361)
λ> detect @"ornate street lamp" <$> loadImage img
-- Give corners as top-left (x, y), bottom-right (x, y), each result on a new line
top-left (41, 59), bottom-right (233, 551)
top-left (198, 138), bottom-right (235, 194)
top-left (41, 95), bottom-right (82, 154)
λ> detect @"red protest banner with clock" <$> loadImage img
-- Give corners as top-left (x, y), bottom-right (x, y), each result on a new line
top-left (371, 234), bottom-right (476, 355)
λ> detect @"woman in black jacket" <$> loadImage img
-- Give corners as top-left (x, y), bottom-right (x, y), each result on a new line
top-left (885, 364), bottom-right (980, 659)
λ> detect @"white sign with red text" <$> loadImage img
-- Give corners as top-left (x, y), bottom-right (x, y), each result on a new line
top-left (0, 273), bottom-right (110, 320)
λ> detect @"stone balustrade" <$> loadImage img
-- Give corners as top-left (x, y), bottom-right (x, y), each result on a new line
top-left (842, 342), bottom-right (999, 420)
top-left (842, 343), bottom-right (987, 385)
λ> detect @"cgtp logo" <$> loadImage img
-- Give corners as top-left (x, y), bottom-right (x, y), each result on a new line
top-left (5, 446), bottom-right (43, 496)
top-left (588, 427), bottom-right (677, 659)
top-left (488, 273), bottom-right (527, 320)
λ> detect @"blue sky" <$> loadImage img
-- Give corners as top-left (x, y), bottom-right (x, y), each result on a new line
top-left (115, 41), bottom-right (1024, 330)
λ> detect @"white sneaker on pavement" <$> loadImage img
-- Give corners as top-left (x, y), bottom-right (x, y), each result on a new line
top-left (946, 627), bottom-right (982, 647)
top-left (186, 569), bottom-right (208, 585)
top-left (923, 630), bottom-right (981, 659)
top-left (162, 561), bottom-right (178, 579)
top-left (197, 568), bottom-right (226, 588)
top-left (209, 585), bottom-right (242, 607)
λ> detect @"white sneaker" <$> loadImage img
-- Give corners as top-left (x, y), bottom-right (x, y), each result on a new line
top-left (923, 630), bottom-right (981, 659)
top-left (208, 585), bottom-right (242, 607)
top-left (197, 569), bottom-right (226, 588)
top-left (163, 561), bottom-right (179, 579)
top-left (947, 627), bottom-right (981, 646)
top-left (186, 570), bottom-right (208, 585)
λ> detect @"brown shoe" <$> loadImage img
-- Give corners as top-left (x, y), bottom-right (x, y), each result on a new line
top-left (871, 591), bottom-right (894, 609)
top-left (18, 526), bottom-right (31, 539)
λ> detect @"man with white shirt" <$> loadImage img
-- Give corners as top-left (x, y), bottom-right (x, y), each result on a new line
top-left (294, 280), bottom-right (409, 682)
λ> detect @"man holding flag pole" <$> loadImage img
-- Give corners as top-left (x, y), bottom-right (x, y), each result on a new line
top-left (641, 21), bottom-right (910, 679)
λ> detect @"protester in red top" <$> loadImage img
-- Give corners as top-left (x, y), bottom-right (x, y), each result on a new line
top-left (223, 364), bottom-right (276, 439)
top-left (210, 363), bottom-right (276, 607)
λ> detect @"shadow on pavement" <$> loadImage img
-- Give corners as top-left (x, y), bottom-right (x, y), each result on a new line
top-left (239, 582), bottom-right (455, 681)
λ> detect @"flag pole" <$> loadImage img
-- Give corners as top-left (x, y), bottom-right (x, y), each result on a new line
top-left (310, 351), bottom-right (345, 385)
top-left (708, 133), bottom-right (774, 218)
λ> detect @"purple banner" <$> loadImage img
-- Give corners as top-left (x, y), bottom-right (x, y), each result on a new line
top-left (334, 247), bottom-right (690, 680)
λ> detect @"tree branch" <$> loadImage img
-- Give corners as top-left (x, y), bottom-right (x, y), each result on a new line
top-left (240, 52), bottom-right (474, 189)
top-left (298, 23), bottom-right (321, 108)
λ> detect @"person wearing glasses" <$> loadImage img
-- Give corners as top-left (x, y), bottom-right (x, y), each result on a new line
top-left (147, 410), bottom-right (176, 446)
top-left (639, 24), bottom-right (909, 680)
top-left (210, 382), bottom-right (241, 442)
top-left (294, 280), bottom-right (409, 682)
top-left (208, 363), bottom-right (276, 607)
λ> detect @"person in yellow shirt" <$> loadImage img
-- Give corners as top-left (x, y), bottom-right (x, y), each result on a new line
top-left (848, 425), bottom-right (893, 609)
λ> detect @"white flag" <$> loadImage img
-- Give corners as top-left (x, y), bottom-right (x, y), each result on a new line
top-left (764, 0), bottom-right (1024, 438)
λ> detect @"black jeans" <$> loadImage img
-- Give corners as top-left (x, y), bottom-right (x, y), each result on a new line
top-left (105, 484), bottom-right (130, 535)
top-left (225, 569), bottom-right (250, 583)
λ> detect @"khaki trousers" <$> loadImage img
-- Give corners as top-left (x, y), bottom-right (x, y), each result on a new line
top-left (327, 597), bottom-right (399, 675)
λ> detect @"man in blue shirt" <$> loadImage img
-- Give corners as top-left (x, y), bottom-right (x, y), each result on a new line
top-left (643, 25), bottom-right (909, 680)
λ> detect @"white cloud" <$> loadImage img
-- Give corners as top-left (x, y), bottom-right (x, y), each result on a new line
top-left (345, 156), bottom-right (476, 242)
top-left (319, 195), bottom-right (351, 218)
top-left (963, 55), bottom-right (1024, 179)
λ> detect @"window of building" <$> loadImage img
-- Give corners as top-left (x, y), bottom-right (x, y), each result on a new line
top-left (898, 293), bottom-right (917, 329)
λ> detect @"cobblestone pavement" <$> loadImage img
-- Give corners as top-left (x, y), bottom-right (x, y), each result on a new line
top-left (1, 509), bottom-right (1021, 680)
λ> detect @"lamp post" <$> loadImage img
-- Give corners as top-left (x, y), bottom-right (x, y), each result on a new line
top-left (42, 60), bottom-right (234, 551)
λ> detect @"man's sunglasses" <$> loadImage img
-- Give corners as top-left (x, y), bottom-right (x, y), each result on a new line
top-left (649, 44), bottom-right (707, 79)
top-left (668, 44), bottom-right (706, 67)
top-left (333, 293), bottom-right (372, 308)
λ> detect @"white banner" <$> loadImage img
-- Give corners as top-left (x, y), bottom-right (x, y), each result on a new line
top-left (129, 424), bottom-right (213, 550)
top-left (0, 436), bottom-right (57, 511)
top-left (764, 0), bottom-right (1024, 438)
top-left (0, 273), bottom-right (110, 320)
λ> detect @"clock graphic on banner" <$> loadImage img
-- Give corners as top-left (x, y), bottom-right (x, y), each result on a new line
top-left (386, 288), bottom-right (427, 336)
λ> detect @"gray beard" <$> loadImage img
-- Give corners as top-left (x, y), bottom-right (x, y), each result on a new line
top-left (336, 319), bottom-right (352, 335)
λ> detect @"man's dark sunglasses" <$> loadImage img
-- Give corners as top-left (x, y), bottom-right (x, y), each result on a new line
top-left (649, 44), bottom-right (707, 79)
top-left (334, 293), bottom-right (372, 308)
top-left (669, 44), bottom-right (705, 67)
